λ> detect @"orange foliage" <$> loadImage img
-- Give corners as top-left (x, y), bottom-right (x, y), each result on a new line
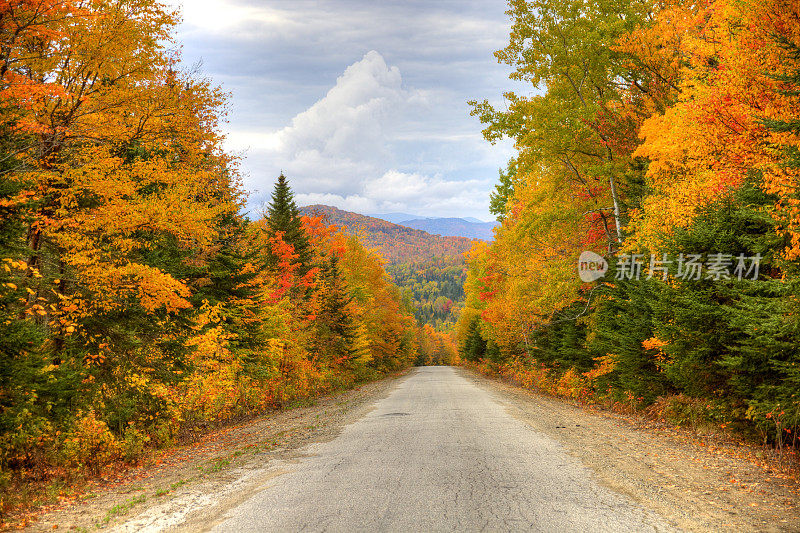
top-left (302, 204), bottom-right (475, 264)
top-left (0, 1), bottom-right (425, 510)
top-left (463, 356), bottom-right (618, 406)
top-left (628, 0), bottom-right (800, 255)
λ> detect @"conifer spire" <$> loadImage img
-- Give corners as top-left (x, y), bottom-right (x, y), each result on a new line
top-left (266, 173), bottom-right (311, 268)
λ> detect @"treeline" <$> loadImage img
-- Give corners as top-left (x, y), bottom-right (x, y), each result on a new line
top-left (301, 205), bottom-right (465, 353)
top-left (0, 0), bottom-right (419, 505)
top-left (460, 0), bottom-right (800, 448)
top-left (301, 204), bottom-right (475, 264)
top-left (414, 324), bottom-right (458, 366)
top-left (388, 257), bottom-right (466, 330)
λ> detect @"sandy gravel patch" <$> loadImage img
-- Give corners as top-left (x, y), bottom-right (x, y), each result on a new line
top-left (459, 368), bottom-right (800, 532)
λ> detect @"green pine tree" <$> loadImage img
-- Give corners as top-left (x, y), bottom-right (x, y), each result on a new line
top-left (313, 254), bottom-right (357, 367)
top-left (265, 174), bottom-right (311, 270)
top-left (460, 315), bottom-right (487, 362)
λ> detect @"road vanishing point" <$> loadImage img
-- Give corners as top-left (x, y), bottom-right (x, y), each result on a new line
top-left (207, 366), bottom-right (674, 532)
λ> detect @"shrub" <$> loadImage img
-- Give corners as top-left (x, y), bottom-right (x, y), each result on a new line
top-left (60, 411), bottom-right (121, 475)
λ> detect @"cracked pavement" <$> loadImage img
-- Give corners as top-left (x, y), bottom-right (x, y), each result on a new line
top-left (205, 366), bottom-right (675, 532)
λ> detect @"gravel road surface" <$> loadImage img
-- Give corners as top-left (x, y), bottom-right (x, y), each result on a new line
top-left (207, 366), bottom-right (673, 532)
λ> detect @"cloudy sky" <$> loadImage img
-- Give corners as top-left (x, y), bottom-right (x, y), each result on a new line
top-left (167, 0), bottom-right (527, 221)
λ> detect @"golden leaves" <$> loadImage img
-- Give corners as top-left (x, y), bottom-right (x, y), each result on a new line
top-left (628, 0), bottom-right (800, 254)
top-left (0, 0), bottom-right (425, 494)
top-left (121, 263), bottom-right (192, 314)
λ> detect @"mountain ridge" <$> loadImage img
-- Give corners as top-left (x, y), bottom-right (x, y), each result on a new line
top-left (300, 205), bottom-right (475, 264)
top-left (396, 217), bottom-right (498, 241)
top-left (365, 213), bottom-right (499, 240)
top-left (366, 212), bottom-right (427, 224)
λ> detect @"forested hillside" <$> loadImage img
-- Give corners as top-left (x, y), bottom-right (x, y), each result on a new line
top-left (459, 0), bottom-right (800, 449)
top-left (300, 205), bottom-right (474, 264)
top-left (301, 205), bottom-right (470, 331)
top-left (388, 257), bottom-right (466, 330)
top-left (0, 1), bottom-right (431, 509)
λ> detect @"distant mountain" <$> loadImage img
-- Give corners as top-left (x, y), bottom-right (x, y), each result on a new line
top-left (367, 213), bottom-right (499, 240)
top-left (399, 218), bottom-right (499, 241)
top-left (367, 212), bottom-right (428, 224)
top-left (301, 205), bottom-right (475, 264)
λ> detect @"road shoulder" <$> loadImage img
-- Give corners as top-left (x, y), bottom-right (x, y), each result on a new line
top-left (458, 367), bottom-right (800, 532)
top-left (20, 371), bottom-right (412, 532)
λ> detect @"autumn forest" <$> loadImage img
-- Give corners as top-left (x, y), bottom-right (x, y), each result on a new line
top-left (2, 0), bottom-right (800, 521)
top-left (459, 0), bottom-right (800, 456)
top-left (0, 0), bottom-right (459, 512)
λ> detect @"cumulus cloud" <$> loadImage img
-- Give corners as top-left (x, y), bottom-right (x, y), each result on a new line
top-left (167, 0), bottom-right (526, 219)
top-left (229, 52), bottom-right (419, 194)
top-left (268, 51), bottom-right (415, 167)
top-left (226, 51), bottom-right (506, 218)
top-left (363, 171), bottom-right (482, 204)
top-left (296, 170), bottom-right (491, 218)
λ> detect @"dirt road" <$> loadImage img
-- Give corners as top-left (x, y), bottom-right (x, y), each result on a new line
top-left (23, 367), bottom-right (799, 532)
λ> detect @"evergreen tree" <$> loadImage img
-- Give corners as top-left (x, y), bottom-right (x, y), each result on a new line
top-left (313, 254), bottom-right (357, 367)
top-left (265, 174), bottom-right (311, 270)
top-left (532, 304), bottom-right (593, 372)
top-left (761, 35), bottom-right (800, 163)
top-left (460, 315), bottom-right (487, 362)
top-left (588, 277), bottom-right (669, 403)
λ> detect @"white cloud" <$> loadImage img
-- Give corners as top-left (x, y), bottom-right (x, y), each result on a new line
top-left (230, 51), bottom-right (507, 219)
top-left (363, 170), bottom-right (482, 204)
top-left (295, 170), bottom-right (490, 219)
top-left (173, 0), bottom-right (285, 34)
top-left (164, 0), bottom-right (528, 220)
top-left (270, 51), bottom-right (411, 163)
top-left (237, 51), bottom-right (430, 198)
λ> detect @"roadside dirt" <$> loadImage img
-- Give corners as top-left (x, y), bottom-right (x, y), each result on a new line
top-left (459, 367), bottom-right (800, 532)
top-left (15, 367), bottom-right (800, 532)
top-left (15, 372), bottom-right (410, 532)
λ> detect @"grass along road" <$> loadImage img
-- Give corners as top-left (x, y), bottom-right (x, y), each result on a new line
top-left (20, 366), bottom-right (800, 532)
